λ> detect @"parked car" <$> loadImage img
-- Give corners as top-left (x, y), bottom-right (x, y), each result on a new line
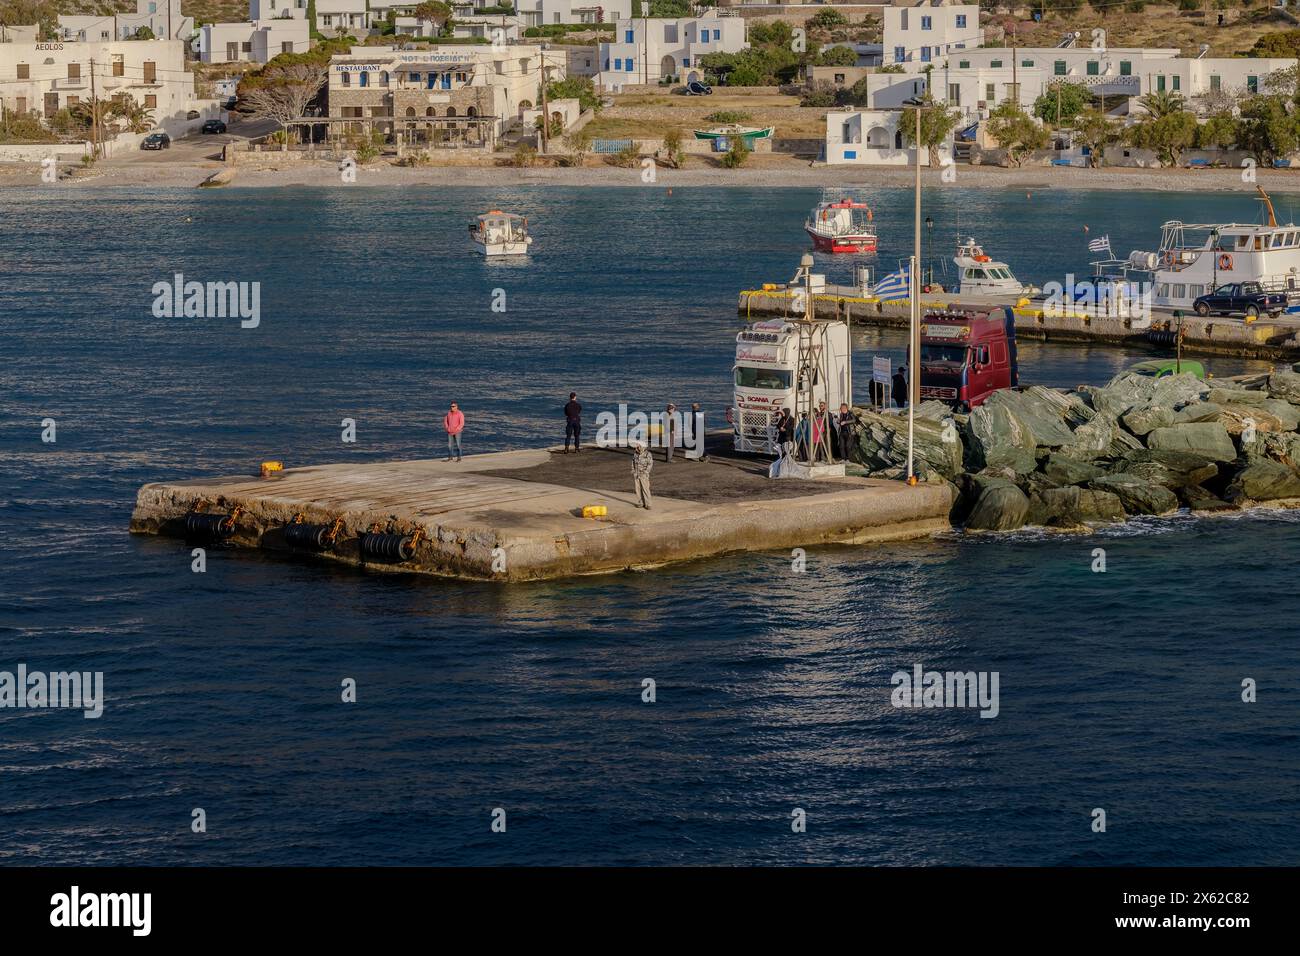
top-left (140, 132), bottom-right (171, 150)
top-left (201, 120), bottom-right (227, 134)
top-left (1192, 281), bottom-right (1287, 318)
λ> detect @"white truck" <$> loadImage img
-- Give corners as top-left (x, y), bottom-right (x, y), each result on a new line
top-left (732, 317), bottom-right (852, 455)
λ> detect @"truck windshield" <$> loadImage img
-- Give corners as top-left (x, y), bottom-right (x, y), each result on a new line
top-left (735, 366), bottom-right (792, 389)
top-left (921, 344), bottom-right (967, 363)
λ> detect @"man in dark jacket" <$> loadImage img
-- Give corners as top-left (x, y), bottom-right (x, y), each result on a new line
top-left (893, 367), bottom-right (908, 409)
top-left (837, 403), bottom-right (857, 462)
top-left (564, 392), bottom-right (582, 453)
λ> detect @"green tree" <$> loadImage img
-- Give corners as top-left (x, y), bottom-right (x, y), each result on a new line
top-left (720, 137), bottom-right (750, 168)
top-left (1127, 109), bottom-right (1197, 166)
top-left (899, 96), bottom-right (962, 166)
top-left (412, 1), bottom-right (452, 29)
top-left (1072, 108), bottom-right (1119, 167)
top-left (1197, 111), bottom-right (1240, 150)
top-left (1237, 94), bottom-right (1300, 166)
top-left (1247, 30), bottom-right (1300, 59)
top-left (546, 76), bottom-right (601, 114)
top-left (816, 45), bottom-right (858, 67)
top-left (1033, 81), bottom-right (1093, 127)
top-left (661, 127), bottom-right (683, 168)
top-left (808, 9), bottom-right (848, 29)
top-left (985, 101), bottom-right (1049, 167)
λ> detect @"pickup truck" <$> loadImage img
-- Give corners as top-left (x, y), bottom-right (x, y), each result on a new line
top-left (1192, 282), bottom-right (1287, 318)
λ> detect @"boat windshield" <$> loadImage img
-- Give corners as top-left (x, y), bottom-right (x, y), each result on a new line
top-left (735, 366), bottom-right (792, 389)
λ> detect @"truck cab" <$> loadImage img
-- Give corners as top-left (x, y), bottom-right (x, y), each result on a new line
top-left (918, 305), bottom-right (1018, 410)
top-left (732, 318), bottom-right (850, 454)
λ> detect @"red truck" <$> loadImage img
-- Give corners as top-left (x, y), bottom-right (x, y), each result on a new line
top-left (918, 305), bottom-right (1019, 410)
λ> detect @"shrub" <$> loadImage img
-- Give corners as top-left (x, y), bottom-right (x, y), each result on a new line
top-left (704, 110), bottom-right (752, 124)
top-left (610, 142), bottom-right (640, 167)
top-left (800, 81), bottom-right (839, 108)
top-left (511, 142), bottom-right (538, 167)
top-left (720, 137), bottom-right (750, 168)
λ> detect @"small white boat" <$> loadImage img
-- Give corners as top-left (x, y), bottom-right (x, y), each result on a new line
top-left (953, 237), bottom-right (1036, 296)
top-left (469, 210), bottom-right (532, 257)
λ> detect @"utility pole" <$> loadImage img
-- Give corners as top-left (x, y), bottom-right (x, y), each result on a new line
top-left (908, 99), bottom-right (923, 483)
top-left (90, 57), bottom-right (99, 158)
top-left (538, 57), bottom-right (549, 152)
top-left (642, 13), bottom-right (648, 87)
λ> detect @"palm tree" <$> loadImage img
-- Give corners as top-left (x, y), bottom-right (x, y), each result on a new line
top-left (1139, 90), bottom-right (1186, 120)
top-left (110, 99), bottom-right (155, 134)
top-left (69, 99), bottom-right (118, 145)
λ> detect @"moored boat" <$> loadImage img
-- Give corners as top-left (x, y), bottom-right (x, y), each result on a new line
top-left (953, 237), bottom-right (1037, 295)
top-left (804, 191), bottom-right (877, 254)
top-left (692, 125), bottom-right (774, 143)
top-left (469, 210), bottom-right (532, 257)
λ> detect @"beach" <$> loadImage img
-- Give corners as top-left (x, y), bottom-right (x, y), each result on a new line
top-left (6, 153), bottom-right (1300, 192)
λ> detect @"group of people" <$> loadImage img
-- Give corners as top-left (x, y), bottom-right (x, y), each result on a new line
top-left (773, 402), bottom-right (858, 464)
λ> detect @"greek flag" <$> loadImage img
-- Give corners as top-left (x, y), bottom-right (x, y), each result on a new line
top-left (1088, 235), bottom-right (1111, 254)
top-left (873, 264), bottom-right (911, 301)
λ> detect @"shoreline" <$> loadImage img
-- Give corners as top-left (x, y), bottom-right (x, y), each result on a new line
top-left (7, 158), bottom-right (1300, 192)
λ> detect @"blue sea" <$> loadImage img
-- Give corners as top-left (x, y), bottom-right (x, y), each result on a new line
top-left (1, 185), bottom-right (1297, 865)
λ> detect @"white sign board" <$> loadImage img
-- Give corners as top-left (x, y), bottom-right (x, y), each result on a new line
top-left (872, 356), bottom-right (891, 384)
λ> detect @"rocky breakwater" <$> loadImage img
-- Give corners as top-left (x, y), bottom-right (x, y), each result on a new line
top-left (848, 366), bottom-right (1300, 532)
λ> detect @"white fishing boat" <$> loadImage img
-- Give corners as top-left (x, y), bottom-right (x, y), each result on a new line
top-left (1094, 186), bottom-right (1300, 311)
top-left (469, 210), bottom-right (532, 257)
top-left (952, 237), bottom-right (1036, 296)
top-left (804, 189), bottom-right (877, 254)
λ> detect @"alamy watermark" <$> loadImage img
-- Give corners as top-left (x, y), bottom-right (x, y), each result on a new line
top-left (0, 664), bottom-right (103, 718)
top-left (891, 663), bottom-right (999, 718)
top-left (1043, 274), bottom-right (1153, 326)
top-left (595, 403), bottom-right (706, 459)
top-left (150, 272), bottom-right (260, 328)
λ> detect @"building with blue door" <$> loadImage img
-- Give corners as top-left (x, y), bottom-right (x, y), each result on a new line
top-left (595, 16), bottom-right (746, 89)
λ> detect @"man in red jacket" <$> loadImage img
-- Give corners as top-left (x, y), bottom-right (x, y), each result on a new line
top-left (444, 402), bottom-right (465, 461)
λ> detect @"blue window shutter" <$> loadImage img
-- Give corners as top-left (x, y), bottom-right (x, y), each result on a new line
top-left (625, 30), bottom-right (633, 43)
top-left (844, 150), bottom-right (857, 159)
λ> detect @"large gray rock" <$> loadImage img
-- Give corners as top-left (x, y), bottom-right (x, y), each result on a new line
top-left (1114, 449), bottom-right (1219, 489)
top-left (1041, 453), bottom-right (1105, 486)
top-left (1088, 474), bottom-right (1180, 516)
top-left (1103, 370), bottom-right (1209, 416)
top-left (1057, 412), bottom-right (1131, 459)
top-left (1028, 486), bottom-right (1126, 527)
top-left (1172, 401), bottom-right (1224, 424)
top-left (851, 407), bottom-right (966, 479)
top-left (1260, 399), bottom-right (1300, 431)
top-left (1215, 403), bottom-right (1286, 437)
top-left (981, 389), bottom-right (1077, 448)
top-left (1267, 370), bottom-right (1300, 403)
top-left (965, 477), bottom-right (1030, 531)
top-left (1145, 422), bottom-right (1238, 463)
top-left (1224, 460), bottom-right (1300, 503)
top-left (966, 400), bottom-right (1038, 470)
top-left (1208, 387), bottom-right (1268, 406)
top-left (1121, 404), bottom-right (1174, 436)
top-left (1077, 384), bottom-right (1132, 419)
top-left (1180, 486), bottom-right (1239, 512)
top-left (1260, 431), bottom-right (1300, 468)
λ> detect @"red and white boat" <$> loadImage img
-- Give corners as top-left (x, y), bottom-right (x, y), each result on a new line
top-left (804, 191), bottom-right (877, 253)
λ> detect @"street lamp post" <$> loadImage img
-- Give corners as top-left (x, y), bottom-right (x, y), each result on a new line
top-left (1211, 227), bottom-right (1221, 292)
top-left (905, 96), bottom-right (934, 485)
top-left (925, 216), bottom-right (934, 288)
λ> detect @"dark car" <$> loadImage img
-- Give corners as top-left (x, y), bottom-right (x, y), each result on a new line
top-left (140, 132), bottom-right (171, 150)
top-left (1192, 281), bottom-right (1287, 319)
top-left (201, 119), bottom-right (227, 134)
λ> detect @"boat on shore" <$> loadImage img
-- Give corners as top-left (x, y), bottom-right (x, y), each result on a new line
top-left (469, 210), bottom-right (532, 257)
top-left (805, 191), bottom-right (877, 254)
top-left (692, 125), bottom-right (773, 143)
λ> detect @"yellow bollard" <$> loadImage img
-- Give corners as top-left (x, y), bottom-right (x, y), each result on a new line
top-left (582, 505), bottom-right (607, 518)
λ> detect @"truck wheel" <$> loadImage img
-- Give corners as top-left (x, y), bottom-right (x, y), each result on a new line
top-left (1194, 302), bottom-right (1210, 316)
top-left (1246, 305), bottom-right (1259, 318)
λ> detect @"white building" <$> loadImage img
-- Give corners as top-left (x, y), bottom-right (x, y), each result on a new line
top-left (516, 0), bottom-right (634, 27)
top-left (197, 18), bottom-right (311, 64)
top-left (58, 0), bottom-right (194, 44)
top-left (825, 108), bottom-right (949, 165)
top-left (327, 43), bottom-right (567, 141)
top-left (250, 0), bottom-right (308, 18)
top-left (597, 16), bottom-right (746, 87)
top-left (883, 0), bottom-right (981, 69)
top-left (0, 36), bottom-right (211, 138)
top-left (316, 0), bottom-right (370, 36)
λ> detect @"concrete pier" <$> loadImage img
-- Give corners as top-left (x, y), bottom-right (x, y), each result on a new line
top-left (739, 285), bottom-right (1300, 360)
top-left (129, 440), bottom-right (952, 582)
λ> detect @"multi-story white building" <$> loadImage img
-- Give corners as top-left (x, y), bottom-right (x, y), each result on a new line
top-left (58, 0), bottom-right (194, 44)
top-left (250, 0), bottom-right (308, 18)
top-left (327, 43), bottom-right (567, 144)
top-left (316, 0), bottom-right (370, 36)
top-left (825, 108), bottom-right (950, 166)
top-left (597, 16), bottom-right (746, 87)
top-left (0, 36), bottom-right (204, 136)
top-left (883, 0), bottom-right (981, 69)
top-left (516, 0), bottom-right (634, 27)
top-left (197, 18), bottom-right (311, 64)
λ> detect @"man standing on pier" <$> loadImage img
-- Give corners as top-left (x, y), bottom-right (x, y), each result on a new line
top-left (564, 392), bottom-right (582, 453)
top-left (838, 403), bottom-right (857, 462)
top-left (631, 441), bottom-right (653, 510)
top-left (444, 402), bottom-right (465, 462)
top-left (893, 367), bottom-right (908, 410)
